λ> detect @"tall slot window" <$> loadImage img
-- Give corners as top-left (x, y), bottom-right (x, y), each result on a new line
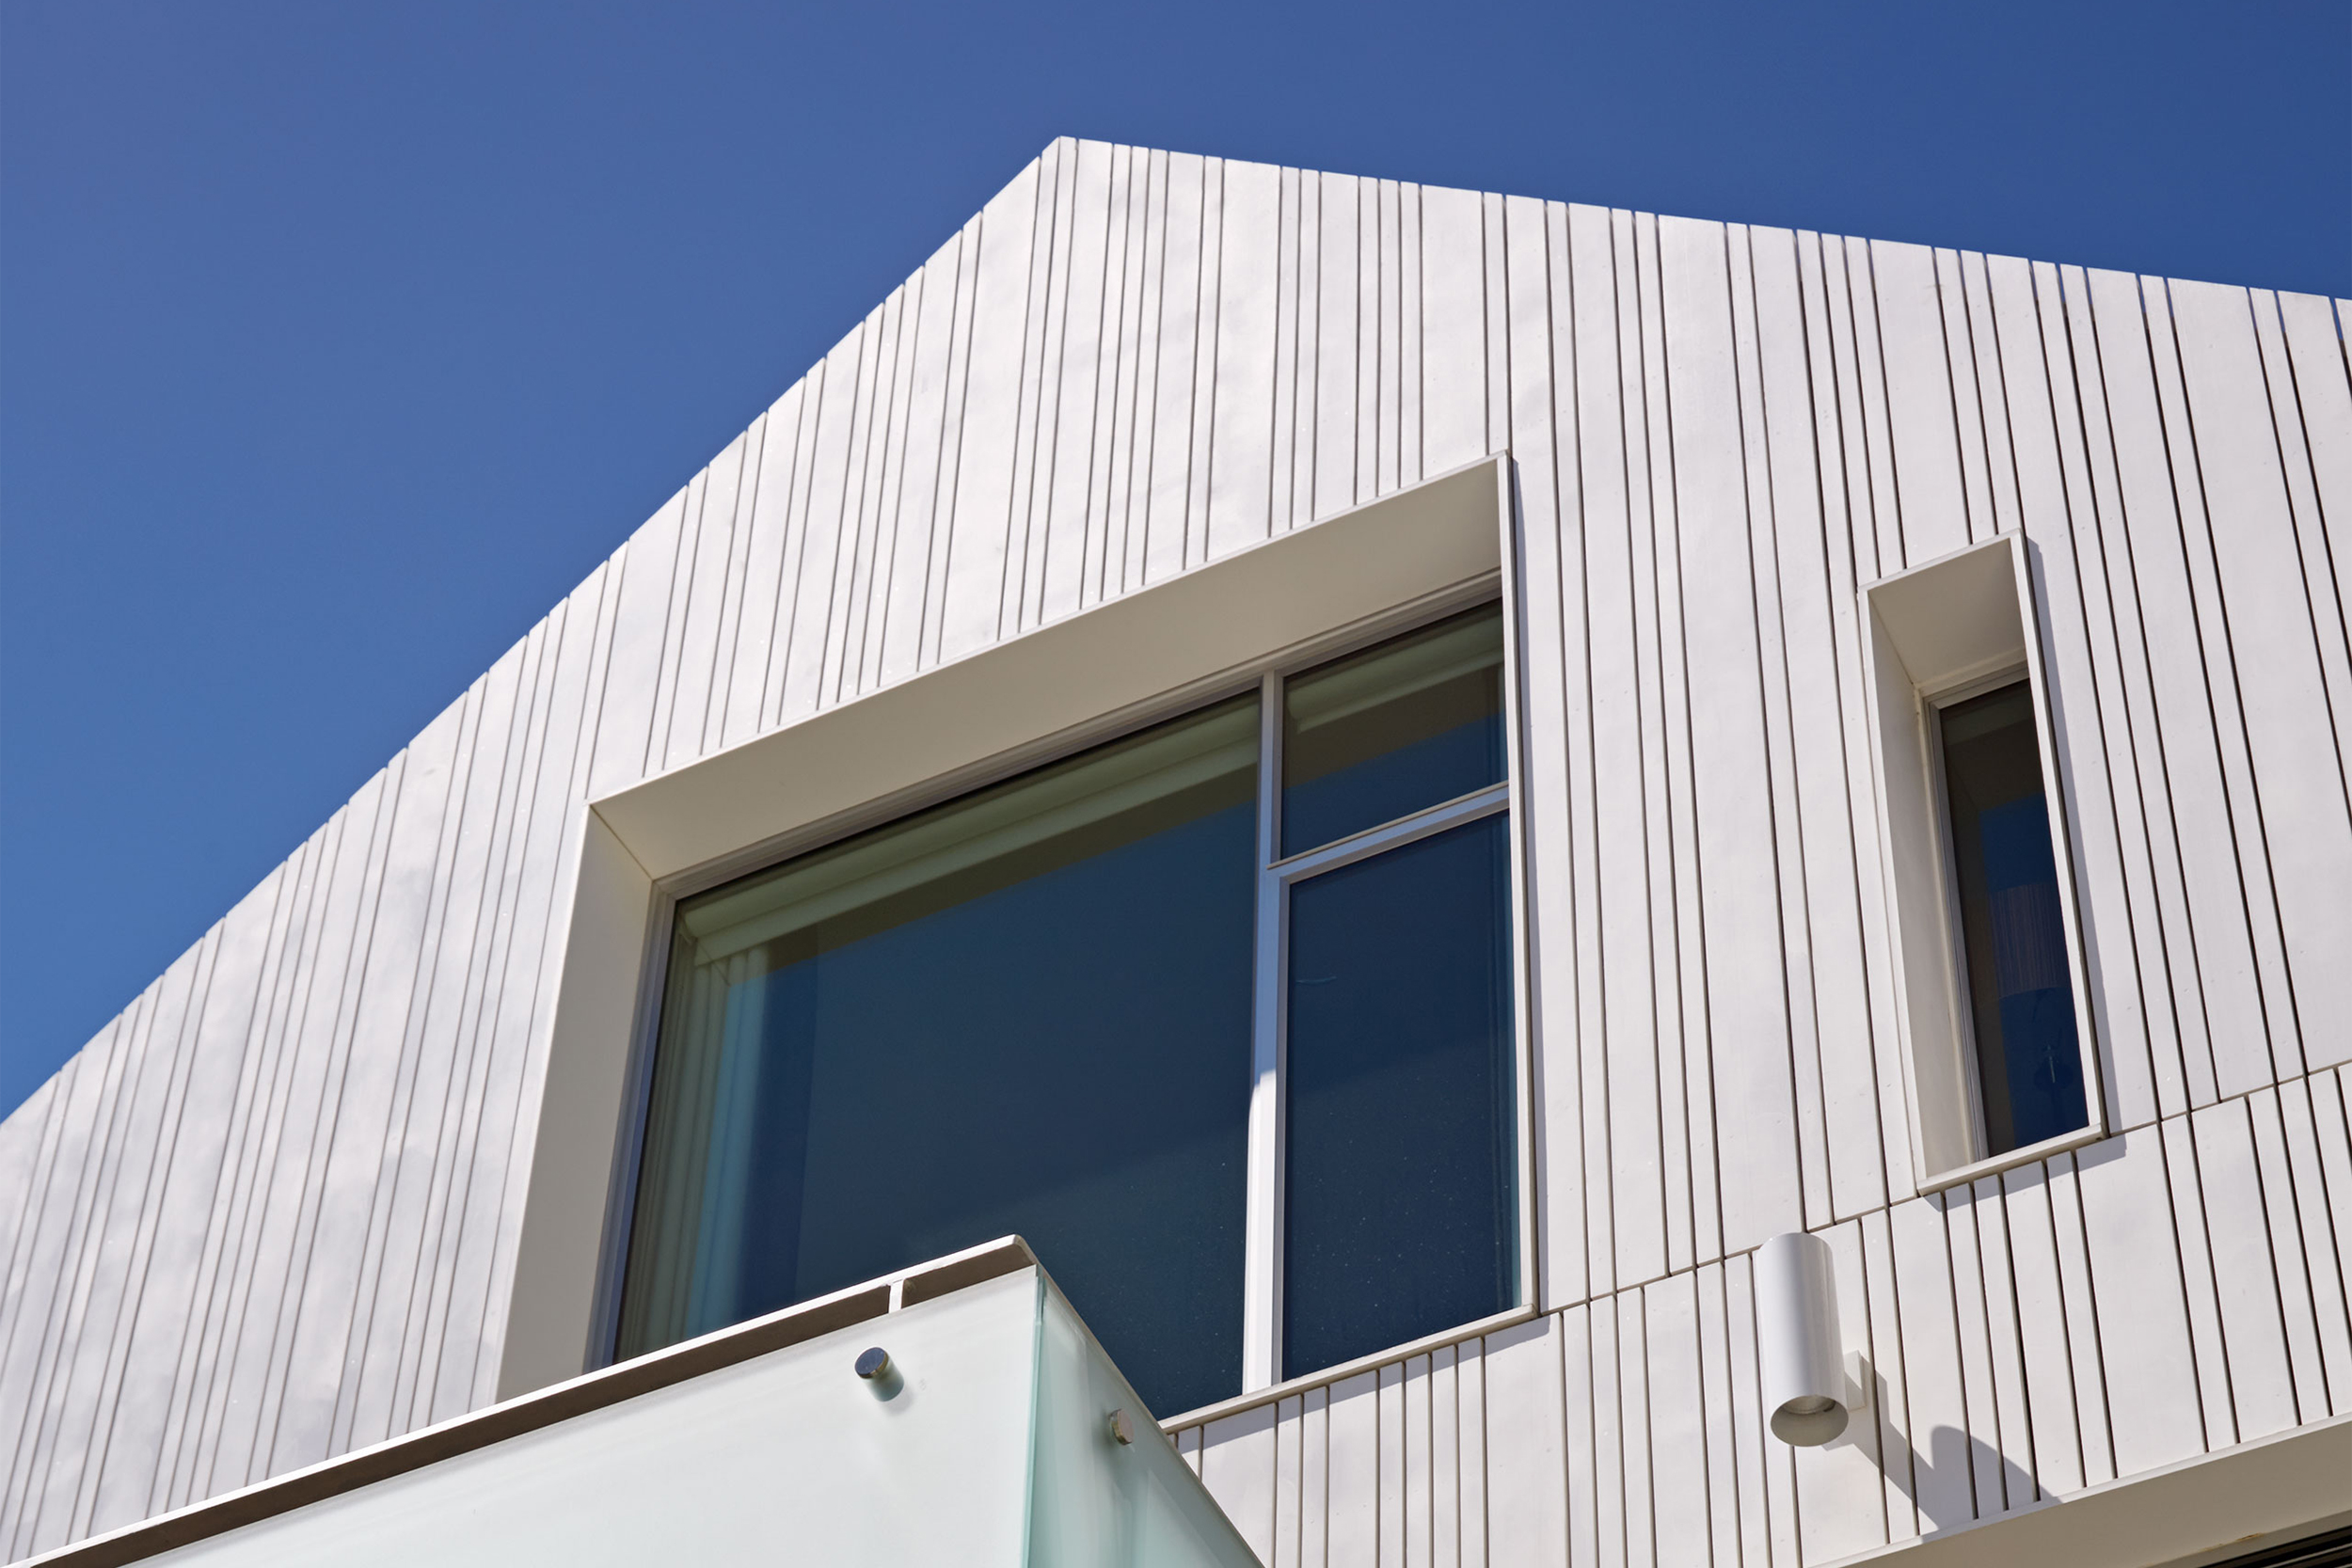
top-left (1862, 531), bottom-right (2102, 1187)
top-left (1273, 605), bottom-right (1516, 1380)
top-left (617, 600), bottom-right (1520, 1418)
top-left (1933, 679), bottom-right (2088, 1154)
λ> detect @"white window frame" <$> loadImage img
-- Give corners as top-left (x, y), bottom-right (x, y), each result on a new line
top-left (1237, 642), bottom-right (1520, 1400)
top-left (1860, 531), bottom-right (2106, 1193)
top-left (497, 456), bottom-right (1540, 1421)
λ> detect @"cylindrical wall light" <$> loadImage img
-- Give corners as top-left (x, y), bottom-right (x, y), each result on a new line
top-left (1756, 1231), bottom-right (1852, 1447)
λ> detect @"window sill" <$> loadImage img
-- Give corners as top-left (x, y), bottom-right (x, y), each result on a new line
top-left (1158, 1302), bottom-right (1539, 1434)
top-left (1915, 1121), bottom-right (2107, 1196)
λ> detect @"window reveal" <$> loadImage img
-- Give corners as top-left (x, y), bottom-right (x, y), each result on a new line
top-left (617, 602), bottom-right (1520, 1418)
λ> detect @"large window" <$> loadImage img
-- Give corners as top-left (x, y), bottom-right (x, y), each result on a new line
top-left (615, 602), bottom-right (1519, 1418)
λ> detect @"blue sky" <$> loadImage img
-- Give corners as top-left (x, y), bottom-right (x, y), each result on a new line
top-left (1, 0), bottom-right (2344, 1117)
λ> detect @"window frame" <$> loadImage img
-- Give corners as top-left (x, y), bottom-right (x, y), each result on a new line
top-left (599, 594), bottom-right (1529, 1422)
top-left (1860, 532), bottom-right (2106, 1194)
top-left (516, 462), bottom-right (1541, 1427)
top-left (1242, 631), bottom-right (1519, 1395)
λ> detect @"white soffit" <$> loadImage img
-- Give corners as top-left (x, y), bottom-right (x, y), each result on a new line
top-left (1866, 534), bottom-right (2027, 690)
top-left (592, 455), bottom-right (1506, 884)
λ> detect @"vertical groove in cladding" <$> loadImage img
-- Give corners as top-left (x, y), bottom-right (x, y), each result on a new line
top-left (0, 137), bottom-right (2345, 1560)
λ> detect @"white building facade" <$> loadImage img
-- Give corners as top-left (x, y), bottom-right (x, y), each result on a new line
top-left (2, 138), bottom-right (2347, 1565)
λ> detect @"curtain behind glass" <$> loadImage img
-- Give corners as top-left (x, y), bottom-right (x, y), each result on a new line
top-left (619, 695), bottom-right (1258, 1418)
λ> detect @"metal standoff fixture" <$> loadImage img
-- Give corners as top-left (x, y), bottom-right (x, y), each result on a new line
top-left (853, 1345), bottom-right (904, 1400)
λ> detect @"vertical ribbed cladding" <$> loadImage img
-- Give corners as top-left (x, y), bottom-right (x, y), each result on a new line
top-left (0, 138), bottom-right (2345, 1562)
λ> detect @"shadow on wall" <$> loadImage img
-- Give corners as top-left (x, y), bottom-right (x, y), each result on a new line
top-left (1857, 1343), bottom-right (2039, 1533)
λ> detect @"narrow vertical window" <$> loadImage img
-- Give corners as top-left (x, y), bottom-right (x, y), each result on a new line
top-left (1273, 602), bottom-right (1517, 1381)
top-left (1935, 680), bottom-right (2088, 1154)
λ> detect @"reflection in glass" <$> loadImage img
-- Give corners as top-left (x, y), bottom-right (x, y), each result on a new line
top-left (1937, 681), bottom-right (2088, 1154)
top-left (1282, 813), bottom-right (1516, 1380)
top-left (617, 696), bottom-right (1259, 1418)
top-left (1281, 603), bottom-right (1505, 857)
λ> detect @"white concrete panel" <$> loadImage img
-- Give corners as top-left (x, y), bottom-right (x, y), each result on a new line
top-left (1505, 198), bottom-right (1594, 1312)
top-left (1692, 1262), bottom-right (1745, 1563)
top-left (1794, 1222), bottom-right (1892, 1564)
top-left (2087, 267), bottom-right (2267, 1103)
top-left (1636, 211), bottom-right (1723, 1272)
top-left (1867, 241), bottom-right (1972, 565)
top-left (1856, 1207), bottom-right (1920, 1540)
top-left (2159, 1114), bottom-right (2238, 1449)
top-left (1658, 214), bottom-right (1803, 1257)
top-left (1957, 250), bottom-right (2024, 539)
top-left (2172, 281), bottom-right (2352, 1075)
top-left (1756, 225), bottom-right (1890, 1227)
top-left (1932, 248), bottom-right (1998, 546)
top-left (1731, 225), bottom-right (1836, 1242)
top-left (1888, 1194), bottom-right (1977, 1531)
top-left (2074, 1130), bottom-right (2205, 1474)
top-left (2247, 1090), bottom-right (2332, 1421)
top-left (1197, 1402), bottom-right (1277, 1564)
top-left (1322, 1369), bottom-right (1377, 1563)
top-left (2272, 1079), bottom-right (2352, 1407)
top-left (663, 430), bottom-right (749, 768)
top-left (1645, 1274), bottom-right (1713, 1567)
top-left (1943, 1188), bottom-right (2012, 1517)
top-left (1998, 1161), bottom-right (2086, 1498)
top-left (2192, 1101), bottom-right (2299, 1440)
top-left (1419, 183), bottom-right (1487, 477)
top-left (2139, 278), bottom-right (2304, 1090)
top-left (2250, 295), bottom-right (2352, 879)
top-left (1454, 1337), bottom-right (1488, 1568)
top-left (1478, 1313), bottom-right (1567, 1565)
top-left (1206, 156), bottom-right (1280, 562)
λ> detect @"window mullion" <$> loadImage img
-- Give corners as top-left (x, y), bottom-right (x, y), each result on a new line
top-left (1242, 673), bottom-right (1285, 1393)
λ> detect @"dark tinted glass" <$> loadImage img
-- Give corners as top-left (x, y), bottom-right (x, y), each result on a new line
top-left (1937, 682), bottom-right (2089, 1154)
top-left (618, 696), bottom-right (1258, 1418)
top-left (1282, 813), bottom-right (1516, 1379)
top-left (1281, 603), bottom-right (1505, 856)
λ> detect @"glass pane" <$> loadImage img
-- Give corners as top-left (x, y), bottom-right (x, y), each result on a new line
top-left (1282, 812), bottom-right (1516, 1380)
top-left (1937, 681), bottom-right (2089, 1154)
top-left (619, 694), bottom-right (1259, 1418)
top-left (1280, 602), bottom-right (1505, 856)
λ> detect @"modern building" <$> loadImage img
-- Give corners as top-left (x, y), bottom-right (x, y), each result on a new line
top-left (1, 137), bottom-right (2347, 1566)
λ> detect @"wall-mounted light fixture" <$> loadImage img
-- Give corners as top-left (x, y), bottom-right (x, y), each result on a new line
top-left (1756, 1231), bottom-right (1867, 1447)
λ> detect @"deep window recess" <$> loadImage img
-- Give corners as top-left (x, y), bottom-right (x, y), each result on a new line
top-left (1935, 679), bottom-right (2089, 1155)
top-left (617, 599), bottom-right (1518, 1418)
